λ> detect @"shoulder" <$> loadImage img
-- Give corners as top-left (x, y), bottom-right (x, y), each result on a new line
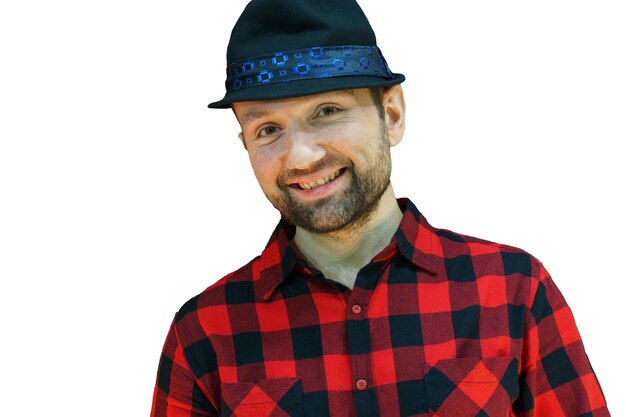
top-left (166, 255), bottom-right (264, 352)
top-left (437, 227), bottom-right (542, 275)
top-left (429, 225), bottom-right (551, 304)
top-left (175, 256), bottom-right (260, 322)
top-left (401, 200), bottom-right (546, 282)
top-left (170, 221), bottom-right (290, 343)
top-left (417, 211), bottom-right (565, 315)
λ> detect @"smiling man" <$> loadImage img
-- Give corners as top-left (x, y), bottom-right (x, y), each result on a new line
top-left (233, 88), bottom-right (404, 289)
top-left (150, 1), bottom-right (610, 416)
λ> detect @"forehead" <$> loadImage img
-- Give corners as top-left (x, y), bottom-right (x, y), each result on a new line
top-left (233, 89), bottom-right (370, 124)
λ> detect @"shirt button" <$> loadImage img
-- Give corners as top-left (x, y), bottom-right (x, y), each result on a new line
top-left (351, 304), bottom-right (362, 314)
top-left (356, 379), bottom-right (368, 391)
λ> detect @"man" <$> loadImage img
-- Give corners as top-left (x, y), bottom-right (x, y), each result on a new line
top-left (151, 0), bottom-right (610, 416)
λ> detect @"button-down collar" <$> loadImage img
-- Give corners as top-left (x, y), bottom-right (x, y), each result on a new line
top-left (255, 198), bottom-right (441, 302)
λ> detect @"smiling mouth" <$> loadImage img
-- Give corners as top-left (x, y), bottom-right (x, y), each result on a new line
top-left (295, 168), bottom-right (346, 190)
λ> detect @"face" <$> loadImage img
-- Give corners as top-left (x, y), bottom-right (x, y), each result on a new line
top-left (233, 87), bottom-right (404, 234)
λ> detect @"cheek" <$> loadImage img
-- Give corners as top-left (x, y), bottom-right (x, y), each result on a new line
top-left (329, 120), bottom-right (374, 147)
top-left (330, 129), bottom-right (376, 166)
top-left (249, 150), bottom-right (281, 187)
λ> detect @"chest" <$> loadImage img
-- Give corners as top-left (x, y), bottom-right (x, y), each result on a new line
top-left (206, 264), bottom-right (526, 417)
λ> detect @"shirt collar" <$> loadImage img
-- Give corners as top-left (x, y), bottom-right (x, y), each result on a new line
top-left (255, 198), bottom-right (442, 302)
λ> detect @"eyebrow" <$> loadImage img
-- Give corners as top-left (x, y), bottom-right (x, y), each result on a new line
top-left (236, 90), bottom-right (359, 125)
top-left (238, 110), bottom-right (272, 126)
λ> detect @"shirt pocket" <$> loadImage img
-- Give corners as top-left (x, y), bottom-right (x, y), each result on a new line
top-left (220, 377), bottom-right (303, 417)
top-left (423, 356), bottom-right (519, 417)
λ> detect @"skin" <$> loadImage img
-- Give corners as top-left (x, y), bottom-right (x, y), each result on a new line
top-left (233, 86), bottom-right (406, 289)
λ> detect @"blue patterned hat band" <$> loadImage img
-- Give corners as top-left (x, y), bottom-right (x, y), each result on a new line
top-left (208, 0), bottom-right (405, 108)
top-left (225, 45), bottom-right (394, 93)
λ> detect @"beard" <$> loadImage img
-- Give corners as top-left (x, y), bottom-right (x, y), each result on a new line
top-left (265, 124), bottom-right (392, 235)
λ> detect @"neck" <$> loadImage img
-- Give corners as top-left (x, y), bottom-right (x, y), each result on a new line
top-left (293, 186), bottom-right (403, 289)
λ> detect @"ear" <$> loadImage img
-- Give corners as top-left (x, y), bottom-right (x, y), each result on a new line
top-left (232, 107), bottom-right (248, 150)
top-left (237, 132), bottom-right (248, 150)
top-left (383, 84), bottom-right (406, 147)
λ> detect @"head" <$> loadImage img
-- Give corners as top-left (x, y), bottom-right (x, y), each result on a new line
top-left (209, 0), bottom-right (406, 234)
top-left (233, 85), bottom-right (405, 234)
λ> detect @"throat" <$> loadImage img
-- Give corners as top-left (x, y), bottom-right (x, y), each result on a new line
top-left (320, 266), bottom-right (360, 290)
top-left (293, 188), bottom-right (403, 286)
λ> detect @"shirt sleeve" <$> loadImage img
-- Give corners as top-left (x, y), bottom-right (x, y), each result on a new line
top-left (151, 318), bottom-right (219, 417)
top-left (515, 262), bottom-right (610, 416)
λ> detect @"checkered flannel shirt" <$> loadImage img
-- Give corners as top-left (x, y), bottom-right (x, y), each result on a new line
top-left (151, 198), bottom-right (609, 417)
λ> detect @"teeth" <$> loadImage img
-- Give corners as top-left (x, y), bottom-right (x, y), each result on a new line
top-left (299, 169), bottom-right (341, 190)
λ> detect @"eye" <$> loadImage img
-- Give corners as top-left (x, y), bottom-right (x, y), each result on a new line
top-left (317, 106), bottom-right (339, 117)
top-left (258, 126), bottom-right (279, 137)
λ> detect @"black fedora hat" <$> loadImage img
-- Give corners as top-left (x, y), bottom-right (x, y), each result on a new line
top-left (208, 0), bottom-right (405, 108)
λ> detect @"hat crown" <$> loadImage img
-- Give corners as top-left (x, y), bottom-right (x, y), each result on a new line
top-left (208, 0), bottom-right (404, 108)
top-left (227, 0), bottom-right (377, 64)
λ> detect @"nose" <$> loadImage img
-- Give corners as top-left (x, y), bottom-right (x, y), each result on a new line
top-left (283, 125), bottom-right (326, 170)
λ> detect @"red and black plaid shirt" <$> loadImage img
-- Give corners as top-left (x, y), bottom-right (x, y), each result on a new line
top-left (151, 198), bottom-right (609, 417)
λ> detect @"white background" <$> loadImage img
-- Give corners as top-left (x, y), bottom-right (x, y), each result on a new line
top-left (1, 1), bottom-right (623, 415)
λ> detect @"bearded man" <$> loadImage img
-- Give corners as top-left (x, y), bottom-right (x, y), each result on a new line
top-left (151, 1), bottom-right (610, 416)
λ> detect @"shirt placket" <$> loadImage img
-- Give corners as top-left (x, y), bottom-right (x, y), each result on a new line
top-left (346, 260), bottom-right (389, 417)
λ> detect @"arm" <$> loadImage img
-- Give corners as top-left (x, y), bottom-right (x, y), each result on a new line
top-left (151, 318), bottom-right (219, 417)
top-left (515, 263), bottom-right (610, 416)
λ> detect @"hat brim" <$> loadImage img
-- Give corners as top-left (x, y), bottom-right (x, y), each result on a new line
top-left (208, 73), bottom-right (405, 109)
